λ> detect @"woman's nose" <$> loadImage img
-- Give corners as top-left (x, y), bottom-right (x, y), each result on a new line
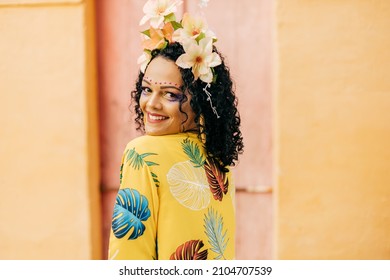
top-left (146, 92), bottom-right (162, 110)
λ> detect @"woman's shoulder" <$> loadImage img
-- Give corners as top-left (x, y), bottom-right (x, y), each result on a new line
top-left (125, 133), bottom-right (202, 154)
top-left (125, 135), bottom-right (157, 148)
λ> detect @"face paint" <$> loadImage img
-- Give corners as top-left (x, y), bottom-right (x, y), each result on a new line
top-left (144, 76), bottom-right (181, 88)
top-left (140, 57), bottom-right (197, 136)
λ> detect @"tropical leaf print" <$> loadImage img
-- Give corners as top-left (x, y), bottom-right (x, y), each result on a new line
top-left (181, 139), bottom-right (205, 168)
top-left (204, 207), bottom-right (228, 260)
top-left (125, 148), bottom-right (159, 170)
top-left (124, 148), bottom-right (160, 187)
top-left (119, 163), bottom-right (124, 185)
top-left (167, 160), bottom-right (210, 210)
top-left (112, 188), bottom-right (151, 240)
top-left (204, 157), bottom-right (229, 201)
top-left (151, 172), bottom-right (160, 188)
top-left (170, 240), bottom-right (208, 260)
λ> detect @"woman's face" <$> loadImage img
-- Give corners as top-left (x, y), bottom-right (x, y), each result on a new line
top-left (140, 56), bottom-right (197, 136)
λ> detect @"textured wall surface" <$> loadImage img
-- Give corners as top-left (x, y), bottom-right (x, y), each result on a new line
top-left (0, 0), bottom-right (101, 259)
top-left (3, 0), bottom-right (386, 260)
top-left (275, 0), bottom-right (390, 259)
top-left (96, 0), bottom-right (274, 259)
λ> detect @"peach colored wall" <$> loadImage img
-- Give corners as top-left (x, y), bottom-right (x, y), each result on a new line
top-left (96, 0), bottom-right (274, 259)
top-left (275, 0), bottom-right (390, 259)
top-left (192, 0), bottom-right (274, 260)
top-left (96, 0), bottom-right (144, 260)
top-left (0, 0), bottom-right (101, 259)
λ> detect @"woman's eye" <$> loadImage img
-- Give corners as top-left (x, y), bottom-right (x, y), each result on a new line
top-left (141, 87), bottom-right (152, 95)
top-left (164, 92), bottom-right (182, 101)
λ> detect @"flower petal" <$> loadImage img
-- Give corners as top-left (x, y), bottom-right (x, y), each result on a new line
top-left (150, 16), bottom-right (165, 29)
top-left (197, 62), bottom-right (209, 75)
top-left (172, 28), bottom-right (183, 43)
top-left (205, 29), bottom-right (216, 40)
top-left (207, 52), bottom-right (222, 67)
top-left (142, 0), bottom-right (155, 14)
top-left (181, 13), bottom-right (193, 31)
top-left (181, 38), bottom-right (198, 53)
top-left (200, 70), bottom-right (213, 83)
top-left (139, 15), bottom-right (150, 26)
top-left (176, 54), bottom-right (192, 69)
top-left (137, 52), bottom-right (151, 73)
top-left (199, 37), bottom-right (213, 54)
top-left (162, 22), bottom-right (174, 42)
top-left (191, 67), bottom-right (200, 80)
top-left (164, 0), bottom-right (183, 15)
top-left (181, 12), bottom-right (207, 39)
top-left (142, 27), bottom-right (166, 50)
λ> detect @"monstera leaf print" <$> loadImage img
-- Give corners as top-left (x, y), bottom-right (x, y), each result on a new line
top-left (170, 240), bottom-right (208, 260)
top-left (167, 160), bottom-right (210, 210)
top-left (204, 207), bottom-right (228, 260)
top-left (112, 188), bottom-right (151, 240)
top-left (204, 157), bottom-right (229, 201)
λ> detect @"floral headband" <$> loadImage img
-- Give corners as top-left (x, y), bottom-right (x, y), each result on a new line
top-left (137, 0), bottom-right (221, 85)
top-left (137, 0), bottom-right (221, 117)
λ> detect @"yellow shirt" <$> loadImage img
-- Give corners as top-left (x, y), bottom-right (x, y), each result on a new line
top-left (108, 132), bottom-right (235, 260)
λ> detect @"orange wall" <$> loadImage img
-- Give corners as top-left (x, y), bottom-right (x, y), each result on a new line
top-left (0, 0), bottom-right (101, 259)
top-left (275, 0), bottom-right (390, 259)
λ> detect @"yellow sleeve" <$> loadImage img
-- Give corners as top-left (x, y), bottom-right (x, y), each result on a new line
top-left (108, 143), bottom-right (159, 260)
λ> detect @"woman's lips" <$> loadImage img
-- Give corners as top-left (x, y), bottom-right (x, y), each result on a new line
top-left (147, 112), bottom-right (169, 123)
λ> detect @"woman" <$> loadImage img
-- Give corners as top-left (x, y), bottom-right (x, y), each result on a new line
top-left (108, 0), bottom-right (243, 260)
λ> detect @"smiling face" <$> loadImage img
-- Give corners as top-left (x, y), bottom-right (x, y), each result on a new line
top-left (140, 56), bottom-right (197, 136)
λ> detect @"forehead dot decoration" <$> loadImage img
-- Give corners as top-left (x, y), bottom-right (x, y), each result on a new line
top-left (144, 76), bottom-right (180, 88)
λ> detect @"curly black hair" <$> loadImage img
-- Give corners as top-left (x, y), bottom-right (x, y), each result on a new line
top-left (131, 42), bottom-right (243, 171)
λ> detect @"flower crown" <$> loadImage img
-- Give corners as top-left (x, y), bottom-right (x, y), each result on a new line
top-left (137, 0), bottom-right (221, 85)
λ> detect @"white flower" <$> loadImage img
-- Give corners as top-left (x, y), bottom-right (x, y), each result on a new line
top-left (139, 0), bottom-right (183, 29)
top-left (172, 13), bottom-right (215, 43)
top-left (175, 37), bottom-right (221, 83)
top-left (137, 51), bottom-right (152, 73)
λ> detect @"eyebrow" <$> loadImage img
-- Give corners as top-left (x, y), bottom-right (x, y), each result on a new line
top-left (142, 78), bottom-right (182, 91)
top-left (142, 79), bottom-right (151, 85)
top-left (160, 85), bottom-right (182, 91)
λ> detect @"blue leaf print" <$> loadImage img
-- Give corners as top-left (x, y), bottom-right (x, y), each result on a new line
top-left (112, 188), bottom-right (151, 240)
top-left (203, 207), bottom-right (228, 260)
